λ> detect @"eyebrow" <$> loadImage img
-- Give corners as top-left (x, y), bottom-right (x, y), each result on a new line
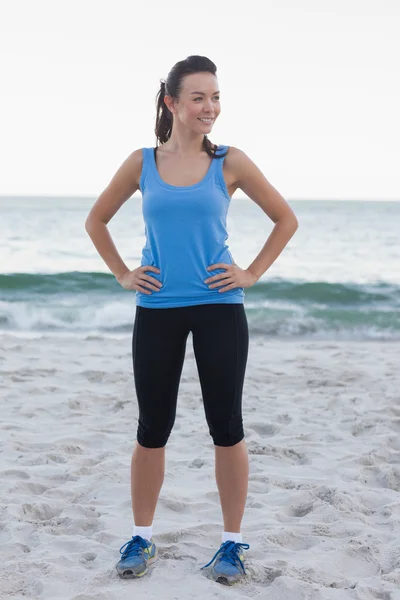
top-left (189, 91), bottom-right (220, 95)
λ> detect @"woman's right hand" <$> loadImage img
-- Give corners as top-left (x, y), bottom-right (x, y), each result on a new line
top-left (116, 266), bottom-right (162, 294)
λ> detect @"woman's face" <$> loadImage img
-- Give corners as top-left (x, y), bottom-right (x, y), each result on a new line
top-left (166, 72), bottom-right (221, 135)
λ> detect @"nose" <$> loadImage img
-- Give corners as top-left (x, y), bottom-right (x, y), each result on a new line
top-left (204, 98), bottom-right (215, 112)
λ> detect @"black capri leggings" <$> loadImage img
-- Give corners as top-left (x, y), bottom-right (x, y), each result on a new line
top-left (132, 303), bottom-right (249, 448)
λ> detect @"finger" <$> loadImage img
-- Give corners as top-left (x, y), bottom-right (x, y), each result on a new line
top-left (137, 284), bottom-right (152, 294)
top-left (218, 283), bottom-right (237, 293)
top-left (207, 263), bottom-right (230, 271)
top-left (139, 278), bottom-right (160, 292)
top-left (208, 276), bottom-right (233, 288)
top-left (206, 272), bottom-right (232, 283)
top-left (142, 265), bottom-right (161, 273)
top-left (143, 275), bottom-right (162, 288)
top-left (205, 268), bottom-right (233, 283)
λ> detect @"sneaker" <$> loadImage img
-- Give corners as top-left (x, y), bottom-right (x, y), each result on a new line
top-left (116, 535), bottom-right (158, 579)
top-left (200, 540), bottom-right (250, 585)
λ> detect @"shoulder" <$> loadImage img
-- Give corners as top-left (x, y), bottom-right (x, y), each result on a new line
top-left (108, 148), bottom-right (148, 190)
top-left (223, 145), bottom-right (242, 159)
top-left (126, 148), bottom-right (146, 187)
top-left (222, 145), bottom-right (253, 185)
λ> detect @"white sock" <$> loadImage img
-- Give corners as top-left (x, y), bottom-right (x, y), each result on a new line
top-left (133, 524), bottom-right (153, 542)
top-left (222, 531), bottom-right (242, 543)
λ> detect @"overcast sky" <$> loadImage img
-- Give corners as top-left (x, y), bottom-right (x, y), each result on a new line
top-left (1, 0), bottom-right (399, 200)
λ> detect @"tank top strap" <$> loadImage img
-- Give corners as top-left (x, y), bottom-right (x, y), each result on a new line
top-left (215, 144), bottom-right (229, 158)
top-left (139, 147), bottom-right (152, 194)
top-left (213, 144), bottom-right (230, 200)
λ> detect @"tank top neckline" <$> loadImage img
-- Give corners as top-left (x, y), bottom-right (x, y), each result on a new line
top-left (151, 145), bottom-right (224, 191)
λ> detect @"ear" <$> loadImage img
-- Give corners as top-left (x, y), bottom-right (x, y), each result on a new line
top-left (163, 94), bottom-right (176, 116)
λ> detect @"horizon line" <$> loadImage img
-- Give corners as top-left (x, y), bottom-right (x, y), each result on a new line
top-left (0, 195), bottom-right (399, 202)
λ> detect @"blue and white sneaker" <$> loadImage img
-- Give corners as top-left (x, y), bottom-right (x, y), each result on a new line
top-left (116, 535), bottom-right (158, 578)
top-left (201, 540), bottom-right (250, 585)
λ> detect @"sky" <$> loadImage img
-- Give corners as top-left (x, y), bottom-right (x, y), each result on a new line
top-left (1, 0), bottom-right (399, 200)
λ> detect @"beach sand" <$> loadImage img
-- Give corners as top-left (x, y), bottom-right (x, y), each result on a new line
top-left (1, 333), bottom-right (399, 599)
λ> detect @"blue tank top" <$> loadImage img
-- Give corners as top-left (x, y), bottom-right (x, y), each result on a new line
top-left (136, 144), bottom-right (245, 308)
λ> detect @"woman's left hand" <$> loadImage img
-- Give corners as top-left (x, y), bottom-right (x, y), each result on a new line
top-left (204, 264), bottom-right (258, 293)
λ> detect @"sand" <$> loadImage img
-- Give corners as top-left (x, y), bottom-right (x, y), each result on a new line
top-left (1, 332), bottom-right (399, 599)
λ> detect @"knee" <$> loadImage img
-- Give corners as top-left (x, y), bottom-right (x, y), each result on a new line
top-left (137, 438), bottom-right (168, 449)
top-left (137, 430), bottom-right (170, 449)
top-left (137, 418), bottom-right (172, 449)
top-left (208, 415), bottom-right (244, 447)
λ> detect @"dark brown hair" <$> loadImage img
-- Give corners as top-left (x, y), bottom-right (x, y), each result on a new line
top-left (154, 55), bottom-right (227, 159)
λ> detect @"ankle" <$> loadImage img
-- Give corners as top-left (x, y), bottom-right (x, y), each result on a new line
top-left (133, 523), bottom-right (153, 542)
top-left (222, 530), bottom-right (242, 543)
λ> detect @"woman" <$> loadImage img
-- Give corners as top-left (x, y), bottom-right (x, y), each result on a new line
top-left (85, 55), bottom-right (298, 586)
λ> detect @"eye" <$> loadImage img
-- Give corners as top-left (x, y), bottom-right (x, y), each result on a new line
top-left (194, 96), bottom-right (220, 101)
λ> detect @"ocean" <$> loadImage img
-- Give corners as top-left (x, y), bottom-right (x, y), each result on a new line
top-left (1, 196), bottom-right (399, 340)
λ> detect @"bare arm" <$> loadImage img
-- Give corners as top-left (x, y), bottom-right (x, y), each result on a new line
top-left (84, 149), bottom-right (142, 280)
top-left (227, 147), bottom-right (299, 280)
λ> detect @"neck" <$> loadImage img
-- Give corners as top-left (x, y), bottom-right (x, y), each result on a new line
top-left (161, 131), bottom-right (206, 157)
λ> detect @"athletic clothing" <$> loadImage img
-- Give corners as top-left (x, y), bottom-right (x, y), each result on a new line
top-left (136, 145), bottom-right (245, 308)
top-left (132, 303), bottom-right (249, 448)
top-left (132, 145), bottom-right (248, 449)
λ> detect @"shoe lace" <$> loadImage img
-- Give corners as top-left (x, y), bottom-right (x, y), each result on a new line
top-left (119, 535), bottom-right (149, 559)
top-left (201, 541), bottom-right (250, 573)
